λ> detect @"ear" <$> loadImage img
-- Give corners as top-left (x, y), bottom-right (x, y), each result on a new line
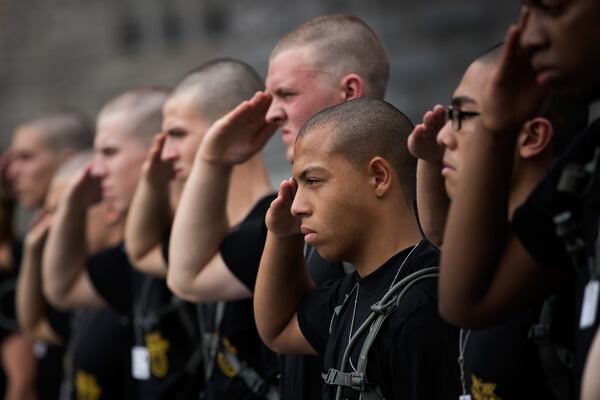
top-left (339, 74), bottom-right (365, 101)
top-left (518, 117), bottom-right (554, 159)
top-left (368, 156), bottom-right (393, 198)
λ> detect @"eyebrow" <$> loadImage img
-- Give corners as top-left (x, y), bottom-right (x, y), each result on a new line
top-left (296, 165), bottom-right (328, 180)
top-left (165, 126), bottom-right (187, 137)
top-left (451, 96), bottom-right (477, 107)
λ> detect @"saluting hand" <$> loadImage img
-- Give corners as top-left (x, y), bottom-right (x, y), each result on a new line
top-left (266, 178), bottom-right (302, 239)
top-left (480, 9), bottom-right (547, 136)
top-left (199, 91), bottom-right (278, 166)
top-left (64, 164), bottom-right (102, 211)
top-left (142, 133), bottom-right (174, 187)
top-left (407, 104), bottom-right (446, 162)
top-left (24, 210), bottom-right (52, 253)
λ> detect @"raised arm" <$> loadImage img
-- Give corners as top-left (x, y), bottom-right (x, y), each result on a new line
top-left (407, 105), bottom-right (448, 246)
top-left (16, 212), bottom-right (63, 344)
top-left (254, 179), bottom-right (316, 355)
top-left (167, 92), bottom-right (276, 302)
top-left (438, 16), bottom-right (565, 328)
top-left (124, 133), bottom-right (173, 278)
top-left (42, 166), bottom-right (107, 309)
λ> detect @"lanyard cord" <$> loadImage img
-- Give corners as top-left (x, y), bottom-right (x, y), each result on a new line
top-left (458, 328), bottom-right (471, 396)
top-left (134, 276), bottom-right (153, 345)
top-left (347, 241), bottom-right (422, 372)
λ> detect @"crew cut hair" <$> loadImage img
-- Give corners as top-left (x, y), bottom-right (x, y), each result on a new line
top-left (298, 98), bottom-right (416, 204)
top-left (271, 14), bottom-right (390, 99)
top-left (22, 107), bottom-right (94, 152)
top-left (171, 58), bottom-right (264, 124)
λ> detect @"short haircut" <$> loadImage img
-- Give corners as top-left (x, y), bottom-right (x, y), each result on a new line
top-left (21, 107), bottom-right (94, 153)
top-left (171, 58), bottom-right (264, 124)
top-left (475, 44), bottom-right (588, 154)
top-left (271, 14), bottom-right (390, 99)
top-left (298, 98), bottom-right (416, 204)
top-left (98, 87), bottom-right (169, 144)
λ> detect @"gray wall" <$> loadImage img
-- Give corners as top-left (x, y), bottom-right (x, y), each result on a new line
top-left (0, 0), bottom-right (520, 185)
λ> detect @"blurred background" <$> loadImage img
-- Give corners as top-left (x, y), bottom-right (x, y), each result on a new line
top-left (0, 0), bottom-right (520, 186)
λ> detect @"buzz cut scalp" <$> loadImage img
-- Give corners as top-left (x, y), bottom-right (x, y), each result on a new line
top-left (99, 86), bottom-right (169, 144)
top-left (22, 107), bottom-right (94, 152)
top-left (271, 14), bottom-right (390, 99)
top-left (171, 58), bottom-right (264, 124)
top-left (299, 98), bottom-right (416, 204)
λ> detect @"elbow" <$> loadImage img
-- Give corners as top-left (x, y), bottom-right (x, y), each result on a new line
top-left (167, 271), bottom-right (203, 303)
top-left (42, 281), bottom-right (73, 311)
top-left (438, 289), bottom-right (496, 329)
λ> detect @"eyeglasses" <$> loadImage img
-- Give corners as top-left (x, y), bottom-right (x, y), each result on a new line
top-left (446, 106), bottom-right (480, 131)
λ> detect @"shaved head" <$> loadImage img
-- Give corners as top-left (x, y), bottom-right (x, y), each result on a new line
top-left (18, 108), bottom-right (94, 153)
top-left (299, 98), bottom-right (416, 203)
top-left (171, 58), bottom-right (264, 124)
top-left (271, 14), bottom-right (389, 99)
top-left (98, 87), bottom-right (169, 145)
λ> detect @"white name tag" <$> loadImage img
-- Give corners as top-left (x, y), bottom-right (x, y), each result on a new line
top-left (580, 280), bottom-right (599, 329)
top-left (459, 395), bottom-right (472, 400)
top-left (131, 346), bottom-right (150, 380)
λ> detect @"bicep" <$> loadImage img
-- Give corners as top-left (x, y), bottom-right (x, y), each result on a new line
top-left (271, 313), bottom-right (318, 356)
top-left (48, 271), bottom-right (108, 310)
top-left (174, 254), bottom-right (253, 303)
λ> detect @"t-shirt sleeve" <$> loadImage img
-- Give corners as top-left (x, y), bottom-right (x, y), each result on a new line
top-left (220, 194), bottom-right (276, 291)
top-left (87, 244), bottom-right (133, 316)
top-left (296, 279), bottom-right (341, 355)
top-left (512, 126), bottom-right (596, 269)
top-left (47, 307), bottom-right (71, 340)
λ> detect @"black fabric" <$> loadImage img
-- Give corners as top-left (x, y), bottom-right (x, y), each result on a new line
top-left (297, 240), bottom-right (460, 400)
top-left (512, 117), bottom-right (600, 394)
top-left (202, 194), bottom-right (280, 399)
top-left (0, 241), bottom-right (23, 340)
top-left (88, 243), bottom-right (202, 400)
top-left (280, 245), bottom-right (345, 400)
top-left (464, 310), bottom-right (561, 400)
top-left (220, 194), bottom-right (276, 291)
top-left (65, 308), bottom-right (133, 400)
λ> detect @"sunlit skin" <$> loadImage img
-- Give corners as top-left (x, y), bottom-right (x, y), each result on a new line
top-left (520, 0), bottom-right (600, 94)
top-left (160, 93), bottom-right (210, 181)
top-left (8, 126), bottom-right (65, 208)
top-left (91, 113), bottom-right (148, 215)
top-left (266, 46), bottom-right (345, 162)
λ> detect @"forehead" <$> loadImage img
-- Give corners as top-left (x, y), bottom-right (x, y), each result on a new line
top-left (95, 111), bottom-right (136, 147)
top-left (292, 127), bottom-right (335, 170)
top-left (11, 125), bottom-right (47, 151)
top-left (266, 46), bottom-right (322, 89)
top-left (161, 93), bottom-right (206, 131)
top-left (453, 62), bottom-right (493, 105)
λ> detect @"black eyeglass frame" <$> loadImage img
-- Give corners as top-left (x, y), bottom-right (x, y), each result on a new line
top-left (446, 105), bottom-right (480, 131)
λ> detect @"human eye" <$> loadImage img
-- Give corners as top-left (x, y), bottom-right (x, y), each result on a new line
top-left (101, 147), bottom-right (118, 157)
top-left (305, 177), bottom-right (321, 187)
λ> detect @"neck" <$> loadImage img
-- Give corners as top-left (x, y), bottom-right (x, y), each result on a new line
top-left (508, 157), bottom-right (550, 219)
top-left (352, 200), bottom-right (422, 278)
top-left (227, 153), bottom-right (273, 225)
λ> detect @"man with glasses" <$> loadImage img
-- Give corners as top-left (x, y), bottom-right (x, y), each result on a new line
top-left (409, 44), bottom-right (588, 399)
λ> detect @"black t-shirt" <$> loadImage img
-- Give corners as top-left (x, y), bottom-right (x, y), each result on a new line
top-left (88, 244), bottom-right (202, 400)
top-left (64, 308), bottom-right (133, 400)
top-left (297, 240), bottom-right (460, 400)
top-left (463, 310), bottom-right (559, 400)
top-left (512, 117), bottom-right (600, 391)
top-left (220, 194), bottom-right (347, 400)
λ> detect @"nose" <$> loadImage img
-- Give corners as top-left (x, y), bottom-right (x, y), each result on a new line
top-left (265, 98), bottom-right (285, 125)
top-left (290, 186), bottom-right (310, 218)
top-left (6, 160), bottom-right (19, 180)
top-left (519, 7), bottom-right (547, 51)
top-left (160, 136), bottom-right (179, 162)
top-left (436, 121), bottom-right (456, 150)
top-left (90, 156), bottom-right (107, 178)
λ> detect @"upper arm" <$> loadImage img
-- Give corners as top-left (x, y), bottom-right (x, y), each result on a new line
top-left (167, 253), bottom-right (253, 302)
top-left (45, 270), bottom-right (108, 310)
top-left (439, 232), bottom-right (567, 328)
top-left (127, 245), bottom-right (167, 279)
top-left (269, 313), bottom-right (318, 356)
